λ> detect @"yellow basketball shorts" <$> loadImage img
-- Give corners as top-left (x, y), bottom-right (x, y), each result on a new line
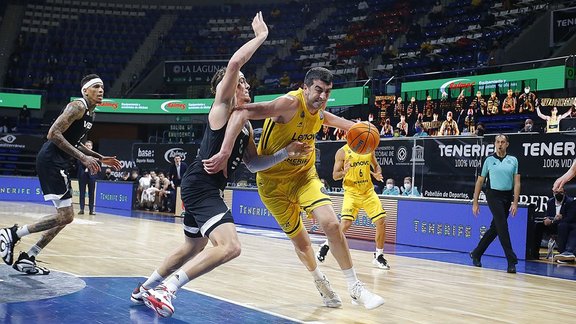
top-left (341, 189), bottom-right (386, 223)
top-left (257, 171), bottom-right (331, 238)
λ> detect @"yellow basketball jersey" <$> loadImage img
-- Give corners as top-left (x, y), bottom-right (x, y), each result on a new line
top-left (342, 144), bottom-right (373, 194)
top-left (257, 88), bottom-right (324, 178)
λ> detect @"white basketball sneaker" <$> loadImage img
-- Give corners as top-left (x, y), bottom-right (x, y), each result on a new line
top-left (350, 280), bottom-right (385, 310)
top-left (314, 275), bottom-right (342, 308)
top-left (130, 283), bottom-right (148, 304)
top-left (144, 285), bottom-right (176, 318)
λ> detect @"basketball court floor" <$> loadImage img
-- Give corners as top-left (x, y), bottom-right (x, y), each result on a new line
top-left (1, 200), bottom-right (575, 323)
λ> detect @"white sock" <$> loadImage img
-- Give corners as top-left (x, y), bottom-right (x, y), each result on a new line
top-left (16, 225), bottom-right (30, 238)
top-left (376, 248), bottom-right (384, 256)
top-left (27, 245), bottom-right (42, 257)
top-left (310, 266), bottom-right (324, 281)
top-left (342, 267), bottom-right (358, 290)
top-left (164, 269), bottom-right (190, 293)
top-left (142, 270), bottom-right (165, 289)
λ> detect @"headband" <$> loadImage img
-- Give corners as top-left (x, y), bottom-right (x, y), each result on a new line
top-left (81, 78), bottom-right (104, 93)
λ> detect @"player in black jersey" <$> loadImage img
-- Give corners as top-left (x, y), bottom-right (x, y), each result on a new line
top-left (132, 12), bottom-right (311, 318)
top-left (0, 74), bottom-right (121, 275)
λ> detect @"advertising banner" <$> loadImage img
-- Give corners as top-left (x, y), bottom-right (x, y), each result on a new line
top-left (0, 92), bottom-right (42, 109)
top-left (131, 143), bottom-right (199, 173)
top-left (551, 7), bottom-right (576, 46)
top-left (94, 180), bottom-right (135, 211)
top-left (164, 60), bottom-right (227, 84)
top-left (231, 189), bottom-right (281, 230)
top-left (0, 134), bottom-right (44, 154)
top-left (401, 66), bottom-right (565, 93)
top-left (396, 200), bottom-right (528, 259)
top-left (99, 139), bottom-right (138, 179)
top-left (71, 97), bottom-right (212, 114)
top-left (0, 176), bottom-right (45, 202)
top-left (254, 87), bottom-right (368, 107)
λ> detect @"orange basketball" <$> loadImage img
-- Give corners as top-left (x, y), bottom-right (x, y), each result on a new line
top-left (346, 122), bottom-right (380, 154)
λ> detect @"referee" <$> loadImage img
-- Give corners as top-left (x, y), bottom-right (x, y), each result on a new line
top-left (470, 134), bottom-right (520, 273)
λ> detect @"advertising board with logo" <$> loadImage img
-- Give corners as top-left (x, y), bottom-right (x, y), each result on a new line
top-left (164, 60), bottom-right (227, 84)
top-left (132, 143), bottom-right (200, 172)
top-left (254, 87), bottom-right (368, 107)
top-left (95, 180), bottom-right (135, 211)
top-left (0, 176), bottom-right (46, 202)
top-left (396, 199), bottom-right (528, 259)
top-left (71, 97), bottom-right (212, 114)
top-left (551, 7), bottom-right (576, 46)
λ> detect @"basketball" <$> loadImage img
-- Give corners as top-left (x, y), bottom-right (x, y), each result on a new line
top-left (346, 122), bottom-right (380, 154)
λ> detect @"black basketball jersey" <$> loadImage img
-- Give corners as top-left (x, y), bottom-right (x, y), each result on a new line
top-left (39, 98), bottom-right (95, 162)
top-left (184, 120), bottom-right (250, 190)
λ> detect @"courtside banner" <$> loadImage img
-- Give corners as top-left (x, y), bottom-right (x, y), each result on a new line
top-left (70, 97), bottom-right (212, 114)
top-left (231, 189), bottom-right (281, 230)
top-left (551, 7), bottom-right (576, 46)
top-left (95, 180), bottom-right (134, 210)
top-left (0, 92), bottom-right (42, 109)
top-left (255, 87), bottom-right (368, 107)
top-left (396, 199), bottom-right (528, 259)
top-left (0, 176), bottom-right (45, 202)
top-left (99, 139), bottom-right (138, 179)
top-left (164, 60), bottom-right (227, 84)
top-left (131, 143), bottom-right (199, 172)
top-left (0, 134), bottom-right (44, 154)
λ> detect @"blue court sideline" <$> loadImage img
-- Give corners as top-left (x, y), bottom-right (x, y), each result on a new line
top-left (0, 276), bottom-right (299, 324)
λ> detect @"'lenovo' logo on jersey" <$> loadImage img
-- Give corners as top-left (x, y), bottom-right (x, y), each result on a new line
top-left (291, 133), bottom-right (315, 141)
top-left (84, 121), bottom-right (93, 129)
top-left (350, 161), bottom-right (370, 167)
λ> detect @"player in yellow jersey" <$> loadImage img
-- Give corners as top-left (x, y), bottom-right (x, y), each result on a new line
top-left (316, 144), bottom-right (390, 270)
top-left (204, 67), bottom-right (385, 310)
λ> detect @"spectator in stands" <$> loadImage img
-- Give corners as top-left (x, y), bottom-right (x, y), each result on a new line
top-left (169, 155), bottom-right (188, 188)
top-left (428, 112), bottom-right (442, 136)
top-left (533, 188), bottom-right (573, 260)
top-left (518, 86), bottom-right (537, 113)
top-left (156, 171), bottom-right (172, 212)
top-left (0, 116), bottom-right (10, 133)
top-left (394, 96), bottom-right (405, 118)
top-left (487, 91), bottom-right (500, 115)
top-left (454, 90), bottom-right (466, 116)
top-left (428, 1), bottom-right (444, 21)
top-left (380, 119), bottom-right (393, 137)
top-left (279, 72), bottom-right (291, 90)
top-left (401, 177), bottom-right (420, 196)
top-left (382, 178), bottom-right (400, 196)
top-left (120, 172), bottom-right (130, 181)
top-left (519, 118), bottom-right (534, 133)
top-left (102, 167), bottom-right (116, 181)
top-left (381, 40), bottom-right (397, 62)
top-left (138, 171), bottom-right (151, 208)
top-left (290, 37), bottom-right (302, 55)
top-left (475, 122), bottom-right (486, 136)
top-left (18, 105), bottom-right (31, 127)
top-left (129, 170), bottom-right (140, 182)
top-left (439, 111), bottom-right (460, 136)
top-left (396, 115), bottom-right (409, 136)
top-left (423, 95), bottom-right (436, 122)
top-left (406, 97), bottom-right (418, 124)
top-left (501, 89), bottom-right (516, 114)
top-left (537, 106), bottom-right (572, 133)
top-left (77, 140), bottom-right (97, 215)
top-left (413, 121), bottom-right (428, 137)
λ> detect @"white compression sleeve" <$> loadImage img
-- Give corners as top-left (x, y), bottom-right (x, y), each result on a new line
top-left (243, 148), bottom-right (289, 173)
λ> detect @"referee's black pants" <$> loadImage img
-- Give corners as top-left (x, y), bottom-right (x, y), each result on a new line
top-left (473, 189), bottom-right (518, 264)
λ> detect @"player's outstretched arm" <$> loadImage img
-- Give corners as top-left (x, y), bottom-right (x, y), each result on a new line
top-left (554, 159), bottom-right (576, 191)
top-left (203, 96), bottom-right (297, 175)
top-left (323, 111), bottom-right (355, 132)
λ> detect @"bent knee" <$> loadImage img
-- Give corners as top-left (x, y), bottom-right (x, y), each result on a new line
top-left (223, 241), bottom-right (242, 260)
top-left (322, 221), bottom-right (342, 236)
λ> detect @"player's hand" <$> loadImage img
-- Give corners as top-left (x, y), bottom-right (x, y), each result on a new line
top-left (371, 170), bottom-right (383, 182)
top-left (286, 141), bottom-right (313, 157)
top-left (252, 11), bottom-right (268, 39)
top-left (510, 203), bottom-right (518, 217)
top-left (554, 213), bottom-right (563, 221)
top-left (553, 176), bottom-right (566, 192)
top-left (544, 218), bottom-right (553, 226)
top-left (101, 156), bottom-right (121, 171)
top-left (203, 151), bottom-right (231, 178)
top-left (472, 201), bottom-right (480, 217)
top-left (81, 155), bottom-right (101, 175)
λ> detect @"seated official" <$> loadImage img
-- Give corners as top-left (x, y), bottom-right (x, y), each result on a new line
top-left (533, 189), bottom-right (572, 259)
top-left (553, 194), bottom-right (576, 263)
top-left (401, 176), bottom-right (420, 196)
top-left (382, 178), bottom-right (400, 196)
